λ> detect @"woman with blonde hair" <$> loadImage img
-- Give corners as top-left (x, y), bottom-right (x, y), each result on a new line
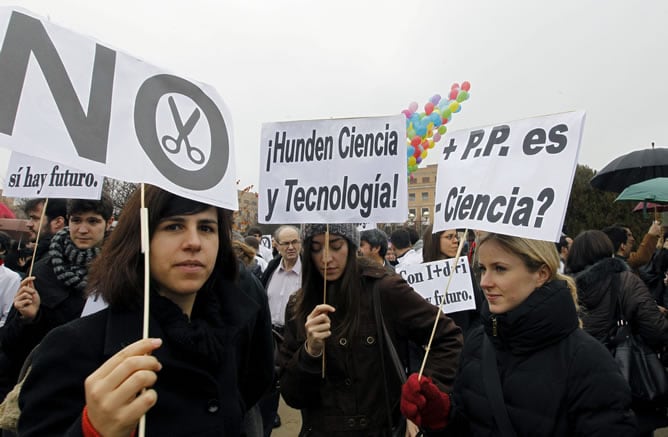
top-left (401, 233), bottom-right (636, 436)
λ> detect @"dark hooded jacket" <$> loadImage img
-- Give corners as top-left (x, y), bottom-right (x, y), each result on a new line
top-left (448, 280), bottom-right (636, 436)
top-left (574, 257), bottom-right (668, 347)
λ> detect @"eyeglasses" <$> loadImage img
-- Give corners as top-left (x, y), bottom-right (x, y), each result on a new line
top-left (277, 239), bottom-right (301, 248)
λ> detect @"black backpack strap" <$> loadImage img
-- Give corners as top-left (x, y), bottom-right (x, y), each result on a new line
top-left (481, 334), bottom-right (517, 437)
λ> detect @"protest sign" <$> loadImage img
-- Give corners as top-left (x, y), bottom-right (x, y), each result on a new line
top-left (3, 151), bottom-right (103, 199)
top-left (433, 111), bottom-right (585, 241)
top-left (0, 8), bottom-right (237, 209)
top-left (260, 234), bottom-right (273, 251)
top-left (395, 257), bottom-right (476, 314)
top-left (259, 115), bottom-right (407, 223)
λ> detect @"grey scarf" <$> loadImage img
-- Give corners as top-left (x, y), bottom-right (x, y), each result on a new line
top-left (48, 227), bottom-right (100, 293)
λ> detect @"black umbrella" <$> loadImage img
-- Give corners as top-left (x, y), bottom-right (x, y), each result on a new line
top-left (590, 144), bottom-right (668, 193)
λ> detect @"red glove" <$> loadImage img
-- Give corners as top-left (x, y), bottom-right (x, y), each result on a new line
top-left (400, 373), bottom-right (451, 430)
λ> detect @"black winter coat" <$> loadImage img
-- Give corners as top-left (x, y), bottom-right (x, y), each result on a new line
top-left (18, 268), bottom-right (274, 436)
top-left (574, 257), bottom-right (668, 347)
top-left (278, 265), bottom-right (463, 436)
top-left (449, 280), bottom-right (636, 436)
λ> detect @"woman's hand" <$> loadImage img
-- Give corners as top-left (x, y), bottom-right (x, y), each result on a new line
top-left (13, 276), bottom-right (40, 320)
top-left (406, 419), bottom-right (420, 437)
top-left (304, 304), bottom-right (335, 357)
top-left (401, 373), bottom-right (450, 430)
top-left (84, 338), bottom-right (163, 437)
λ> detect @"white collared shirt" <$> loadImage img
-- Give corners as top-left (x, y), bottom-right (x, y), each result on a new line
top-left (266, 257), bottom-right (302, 327)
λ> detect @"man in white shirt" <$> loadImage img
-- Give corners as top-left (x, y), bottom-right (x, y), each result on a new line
top-left (391, 227), bottom-right (423, 271)
top-left (359, 228), bottom-right (394, 271)
top-left (262, 225), bottom-right (302, 328)
top-left (258, 224), bottom-right (302, 433)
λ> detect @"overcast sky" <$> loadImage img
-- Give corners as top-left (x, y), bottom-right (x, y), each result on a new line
top-left (0, 0), bottom-right (666, 191)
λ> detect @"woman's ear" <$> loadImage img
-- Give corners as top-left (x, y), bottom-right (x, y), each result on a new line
top-left (536, 264), bottom-right (551, 288)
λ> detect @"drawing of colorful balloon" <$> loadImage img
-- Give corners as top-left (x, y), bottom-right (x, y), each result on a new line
top-left (401, 82), bottom-right (472, 177)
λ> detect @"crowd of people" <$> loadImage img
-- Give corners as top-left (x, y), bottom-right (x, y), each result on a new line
top-left (0, 188), bottom-right (666, 436)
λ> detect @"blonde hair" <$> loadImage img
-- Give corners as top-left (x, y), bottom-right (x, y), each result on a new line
top-left (478, 233), bottom-right (579, 315)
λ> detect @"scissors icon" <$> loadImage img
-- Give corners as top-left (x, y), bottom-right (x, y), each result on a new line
top-left (161, 96), bottom-right (206, 164)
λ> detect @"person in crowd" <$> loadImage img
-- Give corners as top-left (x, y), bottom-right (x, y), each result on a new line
top-left (639, 229), bottom-right (668, 308)
top-left (247, 226), bottom-right (274, 262)
top-left (464, 230), bottom-right (477, 264)
top-left (555, 234), bottom-right (573, 273)
top-left (245, 235), bottom-right (269, 274)
top-left (385, 242), bottom-right (398, 267)
top-left (0, 195), bottom-right (114, 400)
top-left (421, 225), bottom-right (483, 338)
top-left (233, 238), bottom-right (264, 281)
top-left (258, 224), bottom-right (303, 433)
top-left (17, 184), bottom-right (273, 436)
top-left (0, 232), bottom-right (21, 327)
top-left (567, 229), bottom-right (668, 435)
top-left (604, 221), bottom-right (662, 271)
top-left (359, 228), bottom-right (393, 270)
top-left (624, 221), bottom-right (662, 270)
top-left (602, 225), bottom-right (629, 258)
top-left (278, 223), bottom-right (463, 436)
top-left (391, 228), bottom-right (423, 271)
top-left (401, 233), bottom-right (636, 436)
top-left (5, 198), bottom-right (68, 274)
top-left (407, 227), bottom-right (423, 253)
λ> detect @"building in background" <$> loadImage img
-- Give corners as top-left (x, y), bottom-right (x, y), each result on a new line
top-left (234, 187), bottom-right (259, 234)
top-left (379, 164), bottom-right (437, 237)
top-left (407, 164), bottom-right (437, 236)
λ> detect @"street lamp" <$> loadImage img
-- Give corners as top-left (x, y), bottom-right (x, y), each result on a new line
top-left (421, 210), bottom-right (430, 235)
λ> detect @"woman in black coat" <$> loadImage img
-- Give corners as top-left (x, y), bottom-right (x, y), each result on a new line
top-left (17, 185), bottom-right (274, 436)
top-left (567, 229), bottom-right (668, 436)
top-left (401, 233), bottom-right (636, 436)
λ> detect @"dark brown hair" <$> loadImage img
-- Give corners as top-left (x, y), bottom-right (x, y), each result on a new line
top-left (87, 184), bottom-right (237, 309)
top-left (566, 230), bottom-right (615, 274)
top-left (292, 233), bottom-right (383, 338)
top-left (422, 224), bottom-right (445, 263)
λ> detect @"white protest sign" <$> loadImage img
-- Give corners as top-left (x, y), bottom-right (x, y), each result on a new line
top-left (433, 111), bottom-right (585, 242)
top-left (396, 257), bottom-right (476, 314)
top-left (3, 152), bottom-right (103, 199)
top-left (259, 115), bottom-right (407, 223)
top-left (0, 8), bottom-right (237, 209)
top-left (260, 234), bottom-right (273, 251)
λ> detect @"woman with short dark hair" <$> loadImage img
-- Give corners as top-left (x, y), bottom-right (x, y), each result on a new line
top-left (18, 185), bottom-right (273, 436)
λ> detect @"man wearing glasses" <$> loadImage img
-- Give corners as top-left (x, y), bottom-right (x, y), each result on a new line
top-left (259, 224), bottom-right (302, 434)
